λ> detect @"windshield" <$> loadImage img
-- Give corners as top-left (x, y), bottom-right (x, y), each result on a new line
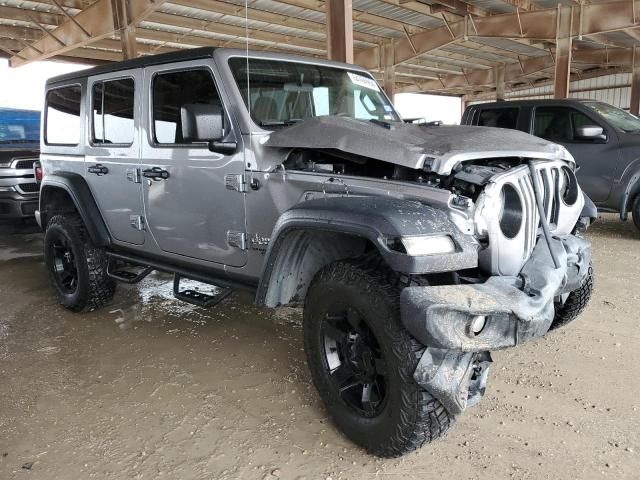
top-left (0, 108), bottom-right (40, 144)
top-left (228, 57), bottom-right (400, 128)
top-left (584, 101), bottom-right (640, 132)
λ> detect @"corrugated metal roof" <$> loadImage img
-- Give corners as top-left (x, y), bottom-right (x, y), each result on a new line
top-left (1, 0), bottom-right (638, 100)
top-left (352, 0), bottom-right (443, 29)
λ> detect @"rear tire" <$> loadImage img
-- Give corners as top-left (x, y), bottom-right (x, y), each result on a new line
top-left (551, 262), bottom-right (593, 330)
top-left (303, 260), bottom-right (454, 457)
top-left (44, 214), bottom-right (115, 312)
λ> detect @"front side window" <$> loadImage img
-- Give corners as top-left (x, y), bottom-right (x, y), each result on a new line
top-left (533, 107), bottom-right (600, 142)
top-left (228, 57), bottom-right (400, 128)
top-left (92, 78), bottom-right (135, 145)
top-left (45, 85), bottom-right (81, 145)
top-left (477, 108), bottom-right (518, 129)
top-left (584, 101), bottom-right (640, 132)
top-left (152, 69), bottom-right (220, 144)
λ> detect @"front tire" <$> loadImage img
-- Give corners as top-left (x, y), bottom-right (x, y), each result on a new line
top-left (303, 260), bottom-right (454, 457)
top-left (44, 214), bottom-right (116, 312)
top-left (551, 262), bottom-right (593, 330)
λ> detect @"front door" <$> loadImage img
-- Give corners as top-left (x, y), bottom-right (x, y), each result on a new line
top-left (85, 71), bottom-right (144, 245)
top-left (140, 62), bottom-right (247, 267)
top-left (532, 105), bottom-right (619, 203)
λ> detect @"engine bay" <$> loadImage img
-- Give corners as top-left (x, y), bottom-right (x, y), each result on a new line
top-left (283, 148), bottom-right (524, 201)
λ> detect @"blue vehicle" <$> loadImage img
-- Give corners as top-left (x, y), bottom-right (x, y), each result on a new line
top-left (0, 108), bottom-right (40, 219)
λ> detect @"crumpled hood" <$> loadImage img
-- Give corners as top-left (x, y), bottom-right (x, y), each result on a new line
top-left (263, 116), bottom-right (573, 175)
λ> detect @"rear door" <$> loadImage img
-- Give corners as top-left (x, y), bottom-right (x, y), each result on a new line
top-left (85, 71), bottom-right (145, 245)
top-left (532, 105), bottom-right (617, 203)
top-left (140, 61), bottom-right (247, 267)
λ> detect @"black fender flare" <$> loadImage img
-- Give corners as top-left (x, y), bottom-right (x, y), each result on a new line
top-left (255, 196), bottom-right (478, 307)
top-left (39, 172), bottom-right (111, 247)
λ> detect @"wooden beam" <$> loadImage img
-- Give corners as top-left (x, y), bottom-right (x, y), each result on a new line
top-left (326, 0), bottom-right (353, 63)
top-left (9, 0), bottom-right (166, 67)
top-left (631, 46), bottom-right (640, 115)
top-left (50, 0), bottom-right (91, 38)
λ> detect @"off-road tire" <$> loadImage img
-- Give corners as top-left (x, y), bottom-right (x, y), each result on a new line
top-left (44, 214), bottom-right (116, 312)
top-left (632, 195), bottom-right (640, 232)
top-left (303, 260), bottom-right (454, 457)
top-left (551, 262), bottom-right (594, 330)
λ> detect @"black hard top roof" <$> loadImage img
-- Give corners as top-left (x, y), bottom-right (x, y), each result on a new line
top-left (467, 98), bottom-right (602, 108)
top-left (47, 47), bottom-right (218, 86)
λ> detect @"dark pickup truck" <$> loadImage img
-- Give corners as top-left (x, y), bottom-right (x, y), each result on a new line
top-left (462, 99), bottom-right (640, 230)
top-left (0, 108), bottom-right (40, 219)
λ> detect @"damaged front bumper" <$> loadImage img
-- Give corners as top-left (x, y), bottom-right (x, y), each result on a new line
top-left (400, 234), bottom-right (591, 413)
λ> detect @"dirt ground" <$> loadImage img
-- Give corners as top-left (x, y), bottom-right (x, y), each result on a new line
top-left (0, 214), bottom-right (638, 480)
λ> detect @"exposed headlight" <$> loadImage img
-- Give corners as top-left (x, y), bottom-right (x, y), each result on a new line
top-left (498, 184), bottom-right (523, 239)
top-left (560, 166), bottom-right (579, 206)
top-left (400, 235), bottom-right (457, 256)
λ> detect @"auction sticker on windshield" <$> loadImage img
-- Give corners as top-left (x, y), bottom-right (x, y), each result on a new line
top-left (347, 72), bottom-right (380, 91)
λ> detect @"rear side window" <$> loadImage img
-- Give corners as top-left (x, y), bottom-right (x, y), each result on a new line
top-left (152, 69), bottom-right (221, 144)
top-left (45, 85), bottom-right (81, 145)
top-left (92, 78), bottom-right (135, 145)
top-left (477, 108), bottom-right (518, 129)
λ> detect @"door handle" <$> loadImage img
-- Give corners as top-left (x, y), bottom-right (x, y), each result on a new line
top-left (87, 164), bottom-right (109, 176)
top-left (142, 167), bottom-right (170, 181)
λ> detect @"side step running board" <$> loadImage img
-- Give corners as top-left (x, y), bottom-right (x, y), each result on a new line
top-left (173, 274), bottom-right (232, 308)
top-left (107, 262), bottom-right (154, 284)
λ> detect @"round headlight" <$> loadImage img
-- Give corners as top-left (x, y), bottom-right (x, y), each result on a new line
top-left (499, 184), bottom-right (523, 239)
top-left (561, 166), bottom-right (579, 206)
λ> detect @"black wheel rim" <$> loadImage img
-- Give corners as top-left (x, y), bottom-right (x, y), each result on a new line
top-left (50, 233), bottom-right (78, 294)
top-left (322, 307), bottom-right (388, 417)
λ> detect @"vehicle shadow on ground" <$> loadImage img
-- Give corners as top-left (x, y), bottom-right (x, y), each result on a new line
top-left (589, 213), bottom-right (639, 240)
top-left (0, 218), bottom-right (41, 235)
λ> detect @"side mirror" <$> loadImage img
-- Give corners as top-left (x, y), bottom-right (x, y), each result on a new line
top-left (180, 103), bottom-right (224, 142)
top-left (575, 125), bottom-right (606, 141)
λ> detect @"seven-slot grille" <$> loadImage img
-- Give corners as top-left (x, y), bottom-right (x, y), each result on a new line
top-left (512, 164), bottom-right (565, 262)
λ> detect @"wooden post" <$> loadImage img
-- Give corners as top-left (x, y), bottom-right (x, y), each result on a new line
top-left (111, 0), bottom-right (137, 59)
top-left (631, 47), bottom-right (640, 115)
top-left (553, 6), bottom-right (572, 99)
top-left (326, 0), bottom-right (353, 63)
top-left (495, 64), bottom-right (505, 101)
top-left (383, 41), bottom-right (395, 101)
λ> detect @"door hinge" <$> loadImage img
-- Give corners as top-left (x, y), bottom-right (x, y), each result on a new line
top-left (130, 215), bottom-right (145, 231)
top-left (226, 230), bottom-right (247, 250)
top-left (126, 167), bottom-right (141, 183)
top-left (224, 174), bottom-right (247, 193)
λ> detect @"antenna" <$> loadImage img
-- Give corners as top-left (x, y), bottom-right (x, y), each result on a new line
top-left (244, 0), bottom-right (251, 126)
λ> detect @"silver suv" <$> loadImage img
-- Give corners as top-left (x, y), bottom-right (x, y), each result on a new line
top-left (37, 48), bottom-right (594, 457)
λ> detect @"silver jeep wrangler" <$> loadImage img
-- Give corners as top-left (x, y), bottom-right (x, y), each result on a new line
top-left (37, 47), bottom-right (594, 457)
